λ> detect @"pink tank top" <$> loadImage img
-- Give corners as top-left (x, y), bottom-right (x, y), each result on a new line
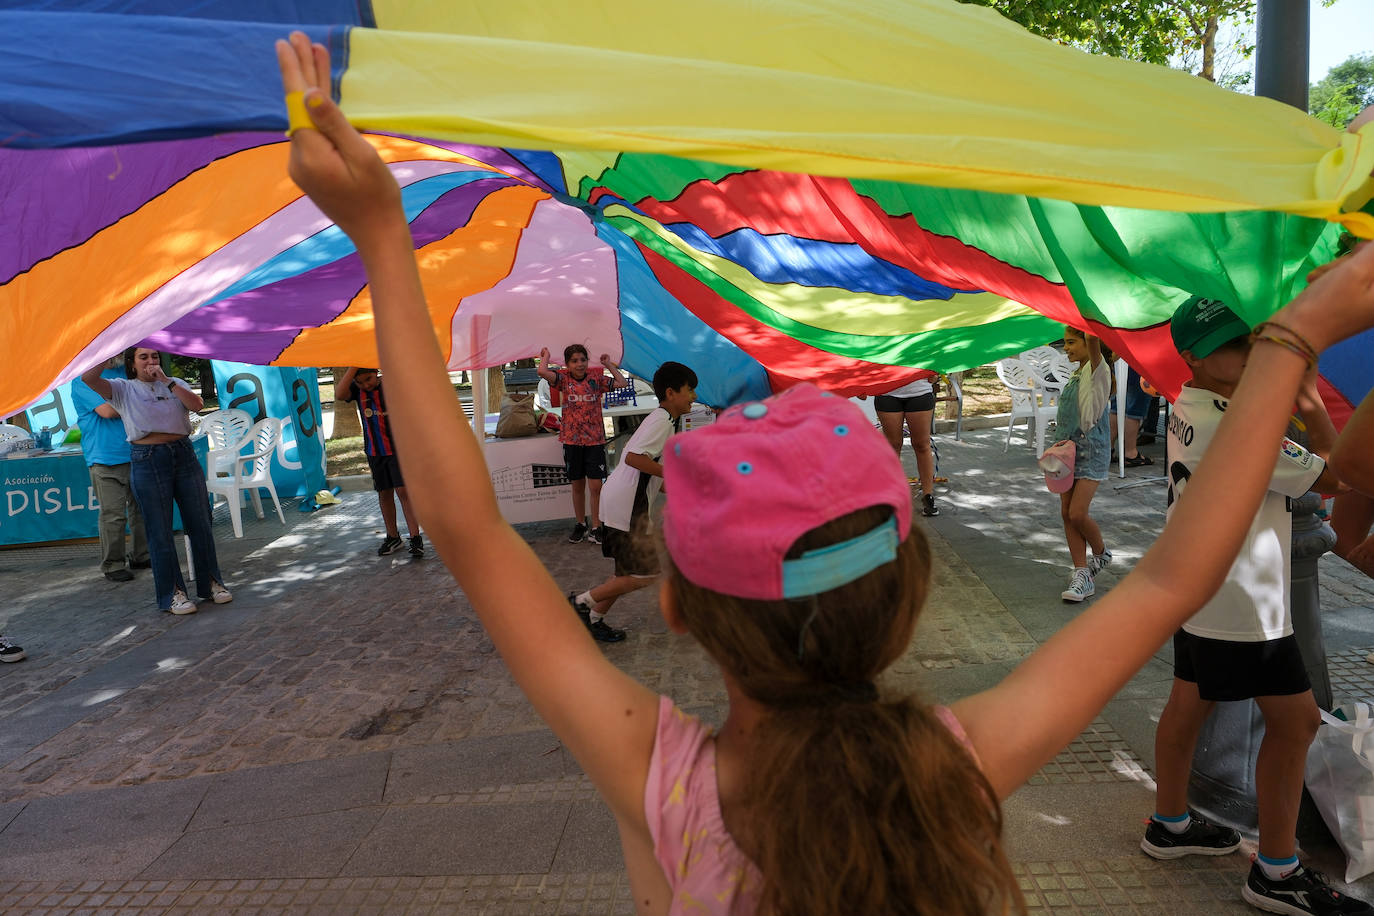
top-left (643, 695), bottom-right (979, 914)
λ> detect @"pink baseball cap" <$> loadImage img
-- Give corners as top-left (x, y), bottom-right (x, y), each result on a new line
top-left (662, 383), bottom-right (912, 601)
top-left (1038, 440), bottom-right (1076, 493)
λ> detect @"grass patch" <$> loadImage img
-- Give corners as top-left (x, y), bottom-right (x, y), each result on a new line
top-left (327, 435), bottom-right (368, 478)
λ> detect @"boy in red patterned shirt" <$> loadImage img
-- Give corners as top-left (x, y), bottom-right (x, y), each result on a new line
top-left (538, 344), bottom-right (630, 544)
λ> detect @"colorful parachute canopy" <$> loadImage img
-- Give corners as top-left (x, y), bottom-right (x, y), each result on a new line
top-left (3, 0), bottom-right (1372, 420)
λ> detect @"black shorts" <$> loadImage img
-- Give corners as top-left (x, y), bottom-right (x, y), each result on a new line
top-left (601, 518), bottom-right (659, 578)
top-left (367, 453), bottom-right (405, 492)
top-left (563, 444), bottom-right (608, 481)
top-left (874, 392), bottom-right (936, 414)
top-left (1172, 629), bottom-right (1311, 701)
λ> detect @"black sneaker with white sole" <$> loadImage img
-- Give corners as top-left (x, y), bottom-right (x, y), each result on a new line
top-left (1140, 812), bottom-right (1241, 859)
top-left (588, 619), bottom-right (627, 642)
top-left (921, 493), bottom-right (940, 517)
top-left (568, 523), bottom-right (588, 543)
top-left (0, 637), bottom-right (25, 663)
top-left (1242, 862), bottom-right (1374, 915)
top-left (409, 534), bottom-right (425, 558)
top-left (567, 593), bottom-right (626, 642)
top-left (378, 536), bottom-right (404, 556)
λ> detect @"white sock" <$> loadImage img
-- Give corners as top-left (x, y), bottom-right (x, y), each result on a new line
top-left (1153, 813), bottom-right (1191, 834)
top-left (1257, 854), bottom-right (1299, 880)
top-left (589, 611), bottom-right (605, 624)
top-left (576, 590), bottom-right (595, 608)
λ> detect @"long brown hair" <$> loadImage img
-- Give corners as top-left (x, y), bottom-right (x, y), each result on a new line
top-left (667, 506), bottom-right (1023, 915)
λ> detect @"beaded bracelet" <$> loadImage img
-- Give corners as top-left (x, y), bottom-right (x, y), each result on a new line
top-left (1252, 320), bottom-right (1319, 365)
top-left (1251, 333), bottom-right (1317, 370)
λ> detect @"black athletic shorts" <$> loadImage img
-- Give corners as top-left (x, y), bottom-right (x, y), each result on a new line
top-left (601, 518), bottom-right (659, 578)
top-left (874, 392), bottom-right (936, 414)
top-left (1172, 629), bottom-right (1311, 701)
top-left (563, 443), bottom-right (608, 481)
top-left (367, 453), bottom-right (404, 491)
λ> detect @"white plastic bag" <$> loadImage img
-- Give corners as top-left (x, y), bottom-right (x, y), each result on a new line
top-left (1306, 701), bottom-right (1374, 882)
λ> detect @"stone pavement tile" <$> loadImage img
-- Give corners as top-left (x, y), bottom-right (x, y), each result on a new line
top-left (1318, 604), bottom-right (1374, 653)
top-left (0, 801), bottom-right (20, 834)
top-left (142, 807), bottom-right (385, 880)
top-left (343, 803), bottom-right (568, 876)
top-left (1015, 856), bottom-right (1254, 914)
top-left (549, 800), bottom-right (624, 873)
top-left (1099, 697), bottom-right (1169, 778)
top-left (189, 751), bottom-right (392, 831)
top-left (0, 778), bottom-right (208, 880)
top-left (1004, 781), bottom-right (1165, 861)
top-left (385, 731), bottom-right (575, 803)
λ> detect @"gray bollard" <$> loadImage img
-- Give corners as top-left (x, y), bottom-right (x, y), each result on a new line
top-left (1186, 491), bottom-right (1335, 835)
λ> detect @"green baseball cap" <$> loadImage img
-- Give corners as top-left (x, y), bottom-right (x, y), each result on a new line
top-left (1170, 295), bottom-right (1251, 358)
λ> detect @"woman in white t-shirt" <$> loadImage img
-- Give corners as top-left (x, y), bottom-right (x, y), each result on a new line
top-left (81, 348), bottom-right (231, 616)
top-left (870, 376), bottom-right (940, 517)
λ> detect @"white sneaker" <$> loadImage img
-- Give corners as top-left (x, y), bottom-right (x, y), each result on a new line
top-left (210, 581), bottom-right (233, 604)
top-left (1089, 549), bottom-right (1113, 575)
top-left (1061, 568), bottom-right (1095, 603)
top-left (168, 590), bottom-right (198, 615)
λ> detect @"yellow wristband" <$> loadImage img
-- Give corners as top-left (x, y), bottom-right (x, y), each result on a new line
top-left (284, 90), bottom-right (313, 137)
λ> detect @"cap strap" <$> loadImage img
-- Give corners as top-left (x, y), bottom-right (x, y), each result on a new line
top-left (782, 516), bottom-right (900, 600)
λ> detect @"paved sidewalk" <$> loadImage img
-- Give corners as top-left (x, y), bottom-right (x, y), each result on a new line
top-left (2, 424), bottom-right (1373, 913)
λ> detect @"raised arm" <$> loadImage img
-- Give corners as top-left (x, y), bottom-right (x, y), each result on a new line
top-left (535, 347), bottom-right (558, 383)
top-left (1294, 375), bottom-right (1346, 494)
top-left (954, 240), bottom-right (1374, 798)
top-left (1085, 333), bottom-right (1103, 370)
top-left (335, 367), bottom-right (359, 402)
top-left (275, 34), bottom-right (658, 821)
top-left (600, 353), bottom-right (629, 388)
top-left (1332, 392), bottom-right (1374, 498)
top-left (80, 364), bottom-right (114, 400)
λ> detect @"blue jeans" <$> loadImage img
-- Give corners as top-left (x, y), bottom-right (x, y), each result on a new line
top-left (129, 438), bottom-right (222, 610)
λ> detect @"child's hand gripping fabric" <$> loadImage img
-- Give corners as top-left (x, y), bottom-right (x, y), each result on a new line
top-left (275, 34), bottom-right (400, 247)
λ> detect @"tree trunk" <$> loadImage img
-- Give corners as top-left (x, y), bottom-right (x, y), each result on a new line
top-left (487, 367), bottom-right (507, 413)
top-left (1200, 15), bottom-right (1218, 82)
top-left (199, 358), bottom-right (218, 405)
top-left (328, 366), bottom-right (362, 440)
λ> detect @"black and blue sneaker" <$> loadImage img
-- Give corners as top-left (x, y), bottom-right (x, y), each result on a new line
top-left (1242, 861), bottom-right (1374, 915)
top-left (1140, 812), bottom-right (1241, 859)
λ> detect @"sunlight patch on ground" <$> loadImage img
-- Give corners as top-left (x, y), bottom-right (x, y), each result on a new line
top-left (81, 688), bottom-right (127, 707)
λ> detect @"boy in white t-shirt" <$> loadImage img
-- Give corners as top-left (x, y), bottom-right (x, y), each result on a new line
top-left (568, 362), bottom-right (697, 642)
top-left (1142, 295), bottom-right (1362, 916)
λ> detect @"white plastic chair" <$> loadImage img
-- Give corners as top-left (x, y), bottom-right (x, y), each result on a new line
top-left (206, 417), bottom-right (286, 538)
top-left (995, 357), bottom-right (1057, 456)
top-left (199, 408), bottom-right (253, 477)
top-left (1021, 346), bottom-right (1073, 410)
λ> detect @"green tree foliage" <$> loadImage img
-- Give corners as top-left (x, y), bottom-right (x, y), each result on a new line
top-left (1310, 54), bottom-right (1374, 127)
top-left (966, 0), bottom-right (1253, 76)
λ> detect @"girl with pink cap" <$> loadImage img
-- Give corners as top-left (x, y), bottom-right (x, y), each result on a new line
top-left (275, 34), bottom-right (1374, 915)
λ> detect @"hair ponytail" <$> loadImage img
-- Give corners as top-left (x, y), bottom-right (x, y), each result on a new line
top-left (668, 507), bottom-right (1024, 915)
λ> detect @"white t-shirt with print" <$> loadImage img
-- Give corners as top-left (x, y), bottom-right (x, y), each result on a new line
top-left (1166, 385), bottom-right (1324, 642)
top-left (601, 407), bottom-right (675, 533)
top-left (105, 377), bottom-right (195, 442)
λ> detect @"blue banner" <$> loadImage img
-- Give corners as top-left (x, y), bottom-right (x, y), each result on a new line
top-left (211, 361), bottom-right (327, 500)
top-left (0, 439), bottom-right (207, 546)
top-left (0, 450), bottom-right (97, 545)
top-left (22, 380), bottom-right (76, 435)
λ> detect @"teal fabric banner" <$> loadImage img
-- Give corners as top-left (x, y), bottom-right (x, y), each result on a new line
top-left (22, 381), bottom-right (76, 435)
top-left (211, 362), bottom-right (328, 500)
